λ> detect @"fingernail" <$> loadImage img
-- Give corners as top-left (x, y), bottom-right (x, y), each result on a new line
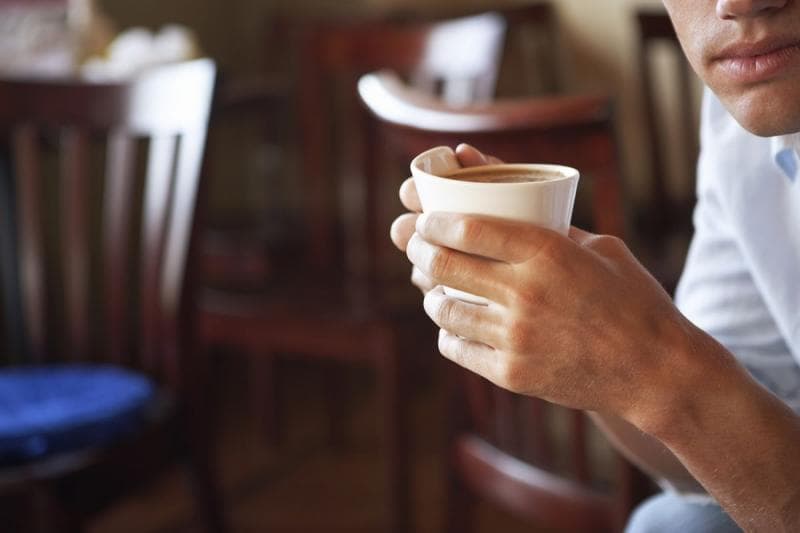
top-left (406, 232), bottom-right (421, 259)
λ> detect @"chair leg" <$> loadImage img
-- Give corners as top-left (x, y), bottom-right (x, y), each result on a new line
top-left (182, 353), bottom-right (227, 533)
top-left (379, 345), bottom-right (409, 533)
top-left (324, 361), bottom-right (347, 449)
top-left (445, 465), bottom-right (476, 533)
top-left (183, 415), bottom-right (227, 533)
top-left (444, 366), bottom-right (475, 533)
top-left (251, 356), bottom-right (282, 447)
top-left (29, 485), bottom-right (84, 533)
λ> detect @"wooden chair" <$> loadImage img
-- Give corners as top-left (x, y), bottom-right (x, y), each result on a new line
top-left (634, 10), bottom-right (701, 294)
top-left (201, 3), bottom-right (560, 289)
top-left (0, 60), bottom-right (223, 532)
top-left (198, 12), bottom-right (506, 533)
top-left (476, 2), bottom-right (561, 96)
top-left (358, 70), bottom-right (652, 533)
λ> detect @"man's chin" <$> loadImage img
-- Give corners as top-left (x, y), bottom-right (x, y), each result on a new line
top-left (719, 86), bottom-right (800, 137)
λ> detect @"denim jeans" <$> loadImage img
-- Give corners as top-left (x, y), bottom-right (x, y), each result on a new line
top-left (625, 492), bottom-right (741, 533)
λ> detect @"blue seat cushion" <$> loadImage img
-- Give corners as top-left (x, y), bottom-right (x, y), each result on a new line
top-left (0, 364), bottom-right (156, 467)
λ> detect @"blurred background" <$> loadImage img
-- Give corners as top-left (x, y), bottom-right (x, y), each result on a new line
top-left (0, 0), bottom-right (703, 531)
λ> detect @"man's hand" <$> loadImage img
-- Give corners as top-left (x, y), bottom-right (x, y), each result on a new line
top-left (390, 144), bottom-right (501, 294)
top-left (391, 146), bottom-right (800, 532)
top-left (390, 144), bottom-right (702, 424)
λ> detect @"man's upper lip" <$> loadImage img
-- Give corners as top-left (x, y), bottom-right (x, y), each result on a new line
top-left (714, 37), bottom-right (800, 60)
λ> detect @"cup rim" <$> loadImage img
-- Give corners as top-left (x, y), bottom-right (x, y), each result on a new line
top-left (410, 146), bottom-right (579, 187)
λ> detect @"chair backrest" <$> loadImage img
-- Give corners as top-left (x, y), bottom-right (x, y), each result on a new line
top-left (0, 60), bottom-right (216, 389)
top-left (358, 71), bottom-right (644, 531)
top-left (636, 10), bottom-right (700, 237)
top-left (295, 12), bottom-right (507, 275)
top-left (493, 2), bottom-right (561, 96)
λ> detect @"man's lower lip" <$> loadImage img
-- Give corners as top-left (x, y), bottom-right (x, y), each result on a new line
top-left (715, 44), bottom-right (800, 83)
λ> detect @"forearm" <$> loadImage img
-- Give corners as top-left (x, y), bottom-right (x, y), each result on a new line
top-left (633, 332), bottom-right (800, 532)
top-left (589, 411), bottom-right (703, 493)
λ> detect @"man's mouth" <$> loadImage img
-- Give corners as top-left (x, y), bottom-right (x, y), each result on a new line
top-left (711, 37), bottom-right (800, 84)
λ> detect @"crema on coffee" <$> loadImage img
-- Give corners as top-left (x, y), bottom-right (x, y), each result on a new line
top-left (446, 167), bottom-right (559, 183)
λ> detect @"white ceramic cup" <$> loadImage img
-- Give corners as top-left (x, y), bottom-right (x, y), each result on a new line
top-left (410, 145), bottom-right (579, 305)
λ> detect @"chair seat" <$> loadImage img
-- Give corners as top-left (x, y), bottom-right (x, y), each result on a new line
top-left (0, 365), bottom-right (155, 467)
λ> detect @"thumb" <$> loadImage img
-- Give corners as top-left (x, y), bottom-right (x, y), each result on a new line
top-left (455, 143), bottom-right (503, 167)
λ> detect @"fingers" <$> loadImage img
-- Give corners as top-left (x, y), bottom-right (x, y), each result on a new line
top-left (406, 232), bottom-right (511, 304)
top-left (390, 213), bottom-right (418, 251)
top-left (423, 287), bottom-right (504, 347)
top-left (399, 177), bottom-right (421, 212)
top-left (455, 143), bottom-right (503, 167)
top-left (415, 211), bottom-right (560, 264)
top-left (405, 146), bottom-right (500, 215)
top-left (411, 266), bottom-right (435, 294)
top-left (437, 329), bottom-right (500, 383)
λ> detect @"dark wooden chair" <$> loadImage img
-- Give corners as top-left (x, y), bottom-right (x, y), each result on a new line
top-left (198, 12), bottom-right (506, 533)
top-left (0, 59), bottom-right (223, 532)
top-left (634, 10), bottom-right (701, 294)
top-left (358, 70), bottom-right (652, 533)
top-left (201, 2), bottom-right (561, 284)
top-left (475, 2), bottom-right (561, 97)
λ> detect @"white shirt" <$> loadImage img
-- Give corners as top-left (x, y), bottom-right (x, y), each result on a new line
top-left (674, 88), bottom-right (800, 413)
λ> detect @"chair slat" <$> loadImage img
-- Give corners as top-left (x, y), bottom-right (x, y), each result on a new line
top-left (140, 134), bottom-right (176, 376)
top-left (13, 124), bottom-right (46, 362)
top-left (159, 129), bottom-right (207, 388)
top-left (571, 409), bottom-right (590, 484)
top-left (102, 130), bottom-right (136, 364)
top-left (522, 398), bottom-right (553, 468)
top-left (60, 127), bottom-right (90, 360)
top-left (0, 145), bottom-right (24, 361)
top-left (462, 371), bottom-right (492, 437)
top-left (587, 131), bottom-right (625, 238)
top-left (493, 388), bottom-right (517, 453)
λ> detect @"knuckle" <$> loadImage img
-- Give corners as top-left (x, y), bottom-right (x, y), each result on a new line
top-left (433, 297), bottom-right (458, 327)
top-left (543, 236), bottom-right (569, 263)
top-left (454, 216), bottom-right (483, 246)
top-left (411, 267), bottom-right (432, 293)
top-left (587, 234), bottom-right (625, 255)
top-left (527, 232), bottom-right (566, 265)
top-left (428, 247), bottom-right (454, 279)
top-left (497, 358), bottom-right (526, 394)
top-left (437, 331), bottom-right (461, 362)
top-left (437, 331), bottom-right (448, 354)
top-left (509, 282), bottom-right (546, 311)
top-left (505, 319), bottom-right (531, 353)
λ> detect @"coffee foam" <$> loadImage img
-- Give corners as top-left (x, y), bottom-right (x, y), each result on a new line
top-left (446, 167), bottom-right (561, 184)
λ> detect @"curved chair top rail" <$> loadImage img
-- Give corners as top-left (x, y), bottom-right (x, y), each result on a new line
top-left (358, 70), bottom-right (613, 134)
top-left (0, 59), bottom-right (215, 133)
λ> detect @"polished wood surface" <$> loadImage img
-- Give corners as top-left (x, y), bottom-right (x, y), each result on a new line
top-left (0, 60), bottom-right (223, 532)
top-left (359, 70), bottom-right (652, 533)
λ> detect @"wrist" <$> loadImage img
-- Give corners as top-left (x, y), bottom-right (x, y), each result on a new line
top-left (623, 317), bottom-right (740, 442)
top-left (623, 322), bottom-right (800, 529)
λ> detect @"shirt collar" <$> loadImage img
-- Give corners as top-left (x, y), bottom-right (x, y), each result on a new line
top-left (770, 133), bottom-right (800, 182)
